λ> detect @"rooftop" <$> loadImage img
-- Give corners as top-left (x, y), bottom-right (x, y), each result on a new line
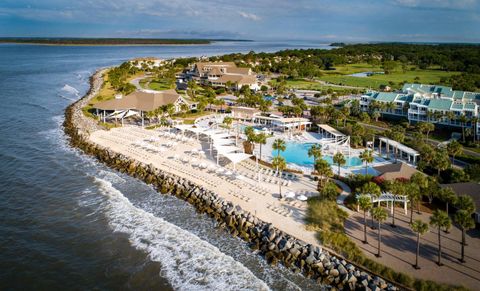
top-left (373, 162), bottom-right (421, 181)
top-left (93, 89), bottom-right (182, 112)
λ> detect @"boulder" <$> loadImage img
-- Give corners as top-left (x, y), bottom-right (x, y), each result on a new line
top-left (329, 268), bottom-right (339, 277)
top-left (338, 264), bottom-right (347, 276)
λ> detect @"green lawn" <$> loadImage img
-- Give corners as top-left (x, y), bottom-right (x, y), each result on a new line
top-left (273, 79), bottom-right (361, 93)
top-left (317, 64), bottom-right (460, 90)
top-left (148, 79), bottom-right (175, 91)
top-left (320, 63), bottom-right (383, 75)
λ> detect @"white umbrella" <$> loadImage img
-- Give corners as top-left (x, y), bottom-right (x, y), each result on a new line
top-left (207, 164), bottom-right (216, 172)
top-left (235, 174), bottom-right (245, 180)
top-left (285, 191), bottom-right (296, 199)
top-left (215, 168), bottom-right (225, 174)
top-left (199, 162), bottom-right (207, 169)
top-left (297, 195), bottom-right (308, 201)
top-left (224, 170), bottom-right (233, 176)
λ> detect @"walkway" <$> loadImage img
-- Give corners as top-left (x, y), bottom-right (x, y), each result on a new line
top-left (333, 179), bottom-right (354, 214)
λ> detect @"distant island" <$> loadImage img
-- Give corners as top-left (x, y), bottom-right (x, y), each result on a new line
top-left (0, 37), bottom-right (252, 46)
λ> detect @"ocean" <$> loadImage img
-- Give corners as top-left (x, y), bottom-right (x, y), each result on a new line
top-left (0, 41), bottom-right (330, 290)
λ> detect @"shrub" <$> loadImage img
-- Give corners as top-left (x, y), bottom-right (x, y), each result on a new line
top-left (464, 163), bottom-right (480, 182)
top-left (319, 181), bottom-right (340, 200)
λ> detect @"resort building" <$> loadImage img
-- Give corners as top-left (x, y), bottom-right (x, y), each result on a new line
top-left (360, 83), bottom-right (480, 136)
top-left (186, 62), bottom-right (259, 91)
top-left (93, 89), bottom-right (197, 125)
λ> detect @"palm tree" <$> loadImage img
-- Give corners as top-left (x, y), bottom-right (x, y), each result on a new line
top-left (388, 180), bottom-right (407, 227)
top-left (333, 152), bottom-right (346, 176)
top-left (165, 103), bottom-right (175, 117)
top-left (424, 122), bottom-right (435, 141)
top-left (256, 133), bottom-right (267, 161)
top-left (341, 106), bottom-right (350, 127)
top-left (406, 182), bottom-right (420, 223)
top-left (459, 114), bottom-right (468, 143)
top-left (455, 195), bottom-right (476, 214)
top-left (308, 144), bottom-right (323, 165)
top-left (315, 159), bottom-right (333, 188)
top-left (272, 138), bottom-right (286, 158)
top-left (446, 111), bottom-right (455, 125)
top-left (410, 173), bottom-right (427, 214)
top-left (272, 138), bottom-right (286, 173)
top-left (439, 187), bottom-right (457, 215)
top-left (429, 210), bottom-right (451, 266)
top-left (386, 102), bottom-right (396, 114)
top-left (359, 149), bottom-right (374, 175)
top-left (357, 195), bottom-right (373, 244)
top-left (272, 156), bottom-right (287, 198)
top-left (360, 182), bottom-right (381, 228)
top-left (470, 116), bottom-right (478, 142)
top-left (223, 116), bottom-right (233, 130)
top-left (454, 210), bottom-right (475, 263)
top-left (431, 148), bottom-right (450, 176)
top-left (372, 207), bottom-right (388, 257)
top-left (446, 140), bottom-right (462, 167)
top-left (411, 219), bottom-right (429, 269)
top-left (371, 110), bottom-right (381, 122)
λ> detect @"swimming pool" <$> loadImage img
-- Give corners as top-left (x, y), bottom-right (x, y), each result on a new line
top-left (279, 142), bottom-right (364, 167)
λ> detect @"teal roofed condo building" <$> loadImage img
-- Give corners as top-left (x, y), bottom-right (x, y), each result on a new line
top-left (360, 83), bottom-right (480, 136)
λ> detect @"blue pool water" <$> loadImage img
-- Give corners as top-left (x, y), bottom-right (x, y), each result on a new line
top-left (280, 142), bottom-right (364, 167)
top-left (264, 95), bottom-right (275, 101)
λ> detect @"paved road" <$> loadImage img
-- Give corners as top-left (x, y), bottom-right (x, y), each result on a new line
top-left (130, 76), bottom-right (146, 90)
top-left (358, 122), bottom-right (478, 165)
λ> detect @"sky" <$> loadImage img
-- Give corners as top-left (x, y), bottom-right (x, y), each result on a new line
top-left (0, 0), bottom-right (479, 42)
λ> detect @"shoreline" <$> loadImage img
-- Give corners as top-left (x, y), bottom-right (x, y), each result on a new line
top-left (63, 69), bottom-right (399, 290)
top-left (0, 42), bottom-right (212, 47)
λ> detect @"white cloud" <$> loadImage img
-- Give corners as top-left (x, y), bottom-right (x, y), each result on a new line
top-left (393, 0), bottom-right (477, 9)
top-left (238, 11), bottom-right (261, 21)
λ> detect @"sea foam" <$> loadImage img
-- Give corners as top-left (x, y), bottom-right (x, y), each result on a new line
top-left (61, 84), bottom-right (80, 96)
top-left (95, 177), bottom-right (270, 291)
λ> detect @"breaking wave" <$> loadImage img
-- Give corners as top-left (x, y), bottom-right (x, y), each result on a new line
top-left (61, 84), bottom-right (80, 96)
top-left (95, 177), bottom-right (270, 291)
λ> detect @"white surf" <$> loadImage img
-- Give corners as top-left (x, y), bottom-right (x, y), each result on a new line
top-left (95, 177), bottom-right (271, 291)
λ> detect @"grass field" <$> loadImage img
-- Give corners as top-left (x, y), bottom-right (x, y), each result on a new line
top-left (140, 78), bottom-right (175, 91)
top-left (272, 79), bottom-right (361, 93)
top-left (317, 63), bottom-right (460, 90)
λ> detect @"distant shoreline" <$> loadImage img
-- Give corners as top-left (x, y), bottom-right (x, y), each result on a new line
top-left (0, 38), bottom-right (253, 46)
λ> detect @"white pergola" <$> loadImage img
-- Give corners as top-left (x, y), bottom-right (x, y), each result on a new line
top-left (316, 124), bottom-right (352, 159)
top-left (221, 152), bottom-right (253, 170)
top-left (378, 137), bottom-right (419, 165)
top-left (317, 124), bottom-right (345, 142)
top-left (356, 192), bottom-right (409, 215)
top-left (214, 145), bottom-right (243, 164)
